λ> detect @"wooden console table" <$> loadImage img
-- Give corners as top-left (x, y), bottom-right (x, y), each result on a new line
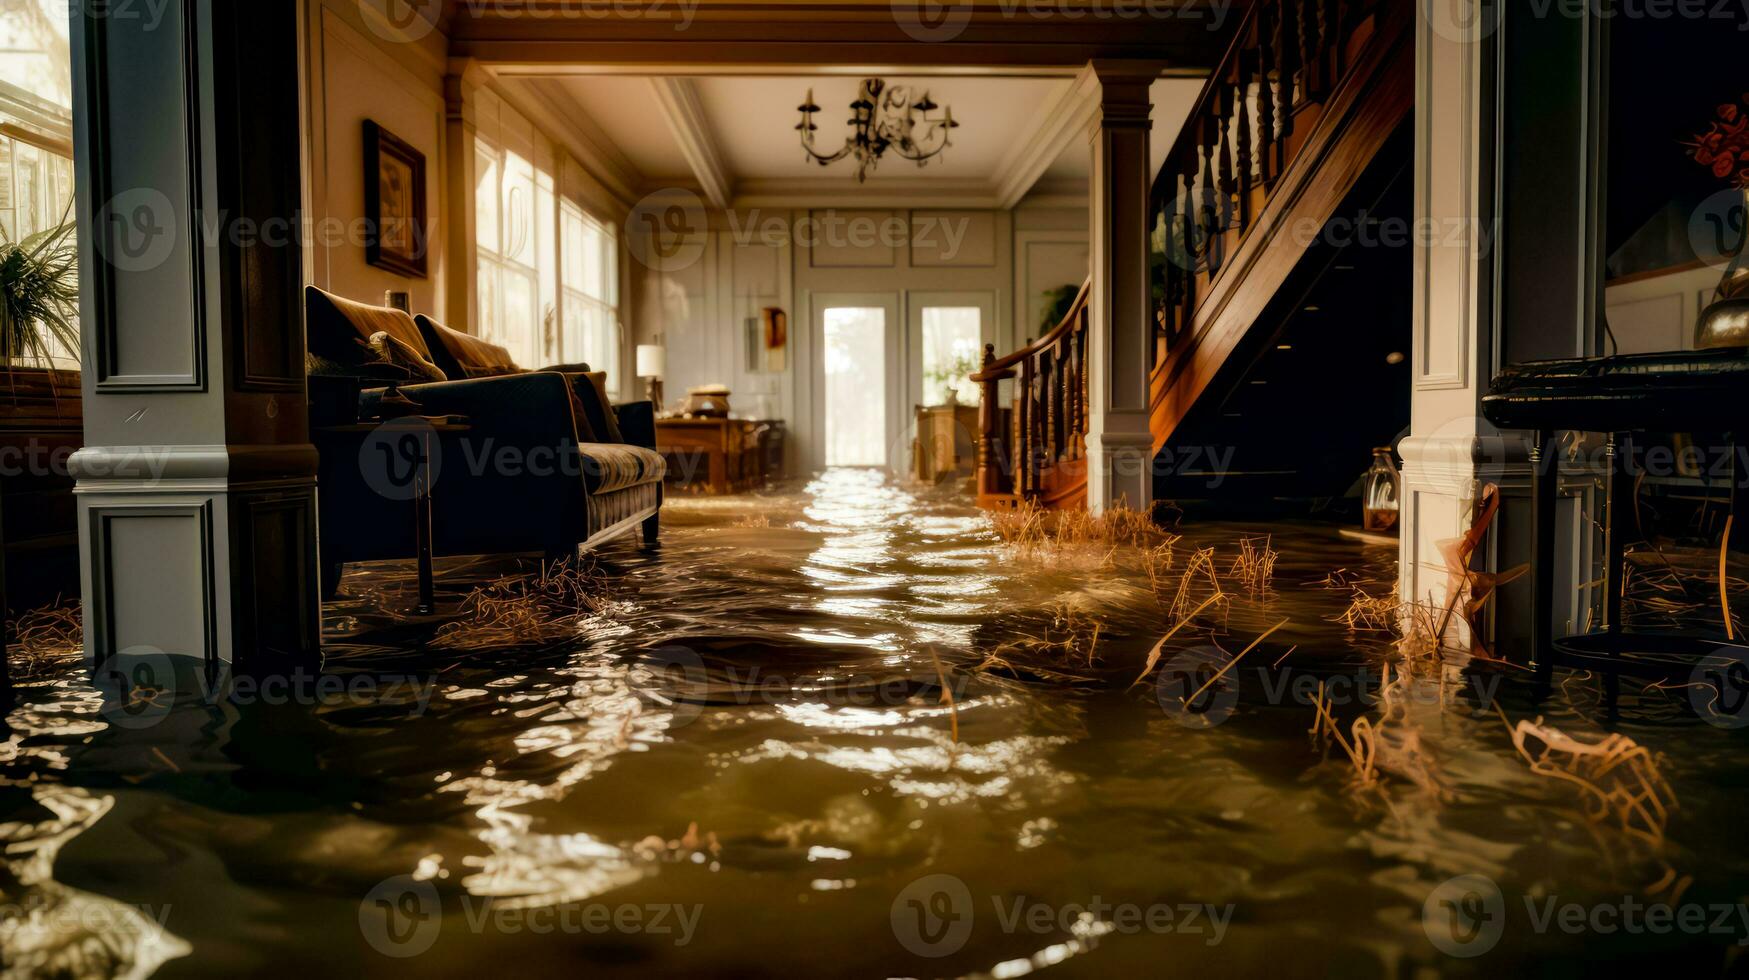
top-left (913, 404), bottom-right (979, 484)
top-left (656, 417), bottom-right (775, 494)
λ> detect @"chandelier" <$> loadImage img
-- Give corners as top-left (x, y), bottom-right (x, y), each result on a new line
top-left (796, 79), bottom-right (958, 183)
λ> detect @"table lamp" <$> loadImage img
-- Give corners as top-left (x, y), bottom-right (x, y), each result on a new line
top-left (636, 343), bottom-right (667, 411)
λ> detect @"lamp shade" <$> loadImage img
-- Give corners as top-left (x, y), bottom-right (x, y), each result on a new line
top-left (636, 344), bottom-right (667, 379)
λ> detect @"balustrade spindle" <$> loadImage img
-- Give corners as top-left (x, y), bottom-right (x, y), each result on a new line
top-left (1217, 83), bottom-right (1235, 245)
top-left (1279, 0), bottom-right (1299, 138)
top-left (1235, 66), bottom-right (1252, 231)
top-left (1198, 116), bottom-right (1218, 272)
top-left (1257, 4), bottom-right (1277, 182)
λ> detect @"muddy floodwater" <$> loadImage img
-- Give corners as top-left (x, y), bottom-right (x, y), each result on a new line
top-left (4, 468), bottom-right (1749, 977)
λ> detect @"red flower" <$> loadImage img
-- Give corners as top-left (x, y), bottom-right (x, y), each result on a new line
top-left (1713, 151), bottom-right (1737, 179)
top-left (1724, 103), bottom-right (1743, 123)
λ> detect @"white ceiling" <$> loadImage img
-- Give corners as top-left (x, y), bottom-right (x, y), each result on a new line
top-left (508, 71), bottom-right (1208, 208)
top-left (691, 75), bottom-right (1068, 181)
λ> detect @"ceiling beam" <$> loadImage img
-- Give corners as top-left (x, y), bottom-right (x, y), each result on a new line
top-left (648, 77), bottom-right (734, 210)
top-left (991, 64), bottom-right (1099, 210)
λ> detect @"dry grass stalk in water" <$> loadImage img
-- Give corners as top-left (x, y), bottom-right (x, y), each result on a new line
top-left (431, 559), bottom-right (607, 650)
top-left (987, 499), bottom-right (1175, 555)
top-left (926, 647), bottom-right (959, 743)
top-left (1165, 546), bottom-right (1228, 627)
top-left (1334, 587), bottom-right (1398, 632)
top-left (1507, 715), bottom-right (1677, 849)
top-left (1129, 593), bottom-right (1224, 690)
top-left (1228, 535), bottom-right (1278, 593)
top-left (1310, 663), bottom-right (1450, 802)
top-left (7, 602), bottom-right (82, 680)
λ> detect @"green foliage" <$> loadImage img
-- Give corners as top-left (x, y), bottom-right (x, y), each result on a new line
top-left (1039, 283), bottom-right (1081, 332)
top-left (0, 219), bottom-right (79, 368)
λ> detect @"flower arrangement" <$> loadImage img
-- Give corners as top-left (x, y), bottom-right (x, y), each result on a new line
top-left (1684, 94), bottom-right (1749, 188)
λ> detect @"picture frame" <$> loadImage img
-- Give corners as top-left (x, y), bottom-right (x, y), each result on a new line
top-left (363, 120), bottom-right (428, 279)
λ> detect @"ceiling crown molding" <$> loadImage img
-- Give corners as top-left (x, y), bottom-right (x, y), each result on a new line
top-left (490, 76), bottom-right (645, 207)
top-left (648, 77), bottom-right (735, 210)
top-left (991, 64), bottom-right (1099, 210)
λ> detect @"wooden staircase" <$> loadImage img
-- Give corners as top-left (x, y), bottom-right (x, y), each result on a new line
top-left (970, 281), bottom-right (1091, 511)
top-left (971, 0), bottom-right (1412, 511)
top-left (1151, 0), bottom-right (1411, 457)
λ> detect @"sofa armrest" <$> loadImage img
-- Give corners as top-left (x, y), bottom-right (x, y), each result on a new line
top-left (614, 400), bottom-right (657, 450)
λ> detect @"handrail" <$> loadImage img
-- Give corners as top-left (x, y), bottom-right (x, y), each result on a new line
top-left (971, 278), bottom-right (1090, 382)
top-left (1152, 0), bottom-right (1383, 351)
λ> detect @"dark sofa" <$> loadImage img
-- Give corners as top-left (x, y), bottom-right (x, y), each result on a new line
top-left (305, 287), bottom-right (664, 596)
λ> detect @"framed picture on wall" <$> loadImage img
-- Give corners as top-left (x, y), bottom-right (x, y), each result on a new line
top-left (364, 120), bottom-right (428, 279)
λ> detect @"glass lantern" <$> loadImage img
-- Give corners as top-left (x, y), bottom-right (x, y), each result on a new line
top-left (1362, 447), bottom-right (1400, 533)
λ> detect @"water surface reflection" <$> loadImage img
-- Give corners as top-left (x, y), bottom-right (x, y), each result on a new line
top-left (2, 469), bottom-right (1747, 975)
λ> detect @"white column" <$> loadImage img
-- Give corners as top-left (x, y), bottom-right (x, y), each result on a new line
top-left (1085, 62), bottom-right (1159, 515)
top-left (70, 0), bottom-right (319, 670)
top-left (1399, 0), bottom-right (1603, 651)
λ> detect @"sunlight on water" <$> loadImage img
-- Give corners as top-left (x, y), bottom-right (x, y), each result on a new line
top-left (1, 468), bottom-right (1747, 974)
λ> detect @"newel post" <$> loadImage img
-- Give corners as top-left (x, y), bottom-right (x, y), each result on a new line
top-left (976, 344), bottom-right (1004, 499)
top-left (1085, 61), bottom-right (1161, 515)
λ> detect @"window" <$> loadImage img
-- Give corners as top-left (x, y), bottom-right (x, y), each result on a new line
top-left (561, 201), bottom-right (620, 394)
top-left (475, 141), bottom-right (541, 368)
top-left (919, 307), bottom-right (982, 406)
top-left (476, 125), bottom-right (623, 394)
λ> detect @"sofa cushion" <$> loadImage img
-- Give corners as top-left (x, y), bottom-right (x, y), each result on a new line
top-left (305, 286), bottom-right (432, 368)
top-left (414, 313), bottom-right (521, 379)
top-left (367, 331), bottom-right (447, 382)
top-left (579, 371), bottom-right (624, 443)
top-left (579, 443), bottom-right (666, 495)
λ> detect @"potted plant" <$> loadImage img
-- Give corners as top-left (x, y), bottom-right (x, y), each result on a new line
top-left (0, 219), bottom-right (79, 393)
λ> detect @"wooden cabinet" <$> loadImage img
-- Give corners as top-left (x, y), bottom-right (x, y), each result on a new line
top-left (912, 404), bottom-right (979, 485)
top-left (657, 418), bottom-right (783, 494)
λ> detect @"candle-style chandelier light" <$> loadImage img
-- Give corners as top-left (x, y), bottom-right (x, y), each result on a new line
top-left (795, 78), bottom-right (958, 183)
